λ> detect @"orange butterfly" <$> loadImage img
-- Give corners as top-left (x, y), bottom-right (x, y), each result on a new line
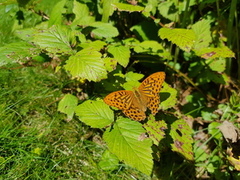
top-left (104, 72), bottom-right (165, 121)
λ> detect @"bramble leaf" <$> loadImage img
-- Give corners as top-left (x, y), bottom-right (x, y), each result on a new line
top-left (75, 100), bottom-right (113, 128)
top-left (103, 118), bottom-right (153, 175)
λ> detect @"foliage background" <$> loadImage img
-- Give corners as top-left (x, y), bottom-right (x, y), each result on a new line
top-left (0, 0), bottom-right (240, 179)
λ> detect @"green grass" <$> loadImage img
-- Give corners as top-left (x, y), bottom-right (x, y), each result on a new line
top-left (0, 66), bottom-right (148, 179)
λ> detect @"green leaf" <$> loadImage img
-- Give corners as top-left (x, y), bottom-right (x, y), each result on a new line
top-left (0, 42), bottom-right (40, 66)
top-left (103, 57), bottom-right (118, 72)
top-left (98, 150), bottom-right (119, 171)
top-left (107, 45), bottom-right (130, 67)
top-left (158, 1), bottom-right (178, 21)
top-left (75, 100), bottom-right (114, 128)
top-left (72, 0), bottom-right (95, 26)
top-left (201, 107), bottom-right (219, 121)
top-left (207, 58), bottom-right (226, 72)
top-left (33, 25), bottom-right (74, 54)
top-left (170, 119), bottom-right (194, 161)
top-left (160, 82), bottom-right (177, 110)
top-left (192, 19), bottom-right (212, 50)
top-left (134, 40), bottom-right (172, 60)
top-left (57, 94), bottom-right (78, 121)
top-left (202, 70), bottom-right (230, 85)
top-left (208, 122), bottom-right (222, 140)
top-left (112, 3), bottom-right (144, 12)
top-left (48, 0), bottom-right (66, 26)
top-left (79, 40), bottom-right (106, 51)
top-left (159, 28), bottom-right (196, 52)
top-left (90, 22), bottom-right (119, 38)
top-left (195, 46), bottom-right (235, 59)
top-left (64, 48), bottom-right (107, 82)
top-left (103, 118), bottom-right (153, 175)
top-left (143, 117), bottom-right (167, 145)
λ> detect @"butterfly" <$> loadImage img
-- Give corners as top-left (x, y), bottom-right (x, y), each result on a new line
top-left (104, 72), bottom-right (166, 121)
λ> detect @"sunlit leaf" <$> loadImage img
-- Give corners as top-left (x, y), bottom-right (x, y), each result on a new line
top-left (58, 94), bottom-right (78, 121)
top-left (103, 118), bottom-right (153, 175)
top-left (159, 28), bottom-right (196, 52)
top-left (75, 100), bottom-right (113, 128)
top-left (64, 47), bottom-right (107, 81)
top-left (170, 119), bottom-right (194, 161)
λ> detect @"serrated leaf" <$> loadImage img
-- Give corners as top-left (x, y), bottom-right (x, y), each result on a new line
top-left (112, 3), bottom-right (144, 12)
top-left (103, 57), bottom-right (117, 72)
top-left (64, 48), bottom-right (107, 81)
top-left (159, 28), bottom-right (196, 52)
top-left (0, 42), bottom-right (40, 66)
top-left (160, 82), bottom-right (177, 110)
top-left (103, 118), bottom-right (153, 175)
top-left (58, 94), bottom-right (78, 120)
top-left (158, 1), bottom-right (178, 21)
top-left (143, 117), bottom-right (167, 145)
top-left (202, 70), bottom-right (229, 85)
top-left (79, 40), bottom-right (106, 51)
top-left (207, 58), bottom-right (226, 72)
top-left (192, 19), bottom-right (212, 50)
top-left (98, 150), bottom-right (119, 171)
top-left (72, 0), bottom-right (95, 26)
top-left (33, 25), bottom-right (74, 54)
top-left (90, 22), bottom-right (119, 38)
top-left (75, 100), bottom-right (113, 128)
top-left (108, 45), bottom-right (130, 67)
top-left (195, 46), bottom-right (235, 59)
top-left (134, 40), bottom-right (172, 60)
top-left (48, 0), bottom-right (66, 26)
top-left (170, 119), bottom-right (194, 161)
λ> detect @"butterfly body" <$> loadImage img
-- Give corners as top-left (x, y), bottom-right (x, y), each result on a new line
top-left (104, 72), bottom-right (165, 121)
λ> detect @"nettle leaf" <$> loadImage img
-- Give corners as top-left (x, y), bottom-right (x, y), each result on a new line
top-left (112, 3), bottom-right (144, 12)
top-left (58, 94), bottom-right (78, 121)
top-left (72, 0), bottom-right (95, 26)
top-left (134, 40), bottom-right (172, 60)
top-left (192, 19), bottom-right (212, 50)
top-left (0, 41), bottom-right (40, 66)
top-left (195, 46), bottom-right (235, 59)
top-left (64, 47), bottom-right (107, 81)
top-left (107, 45), bottom-right (130, 67)
top-left (103, 118), bottom-right (153, 175)
top-left (160, 82), bottom-right (177, 110)
top-left (98, 150), bottom-right (119, 171)
top-left (200, 70), bottom-right (230, 85)
top-left (33, 25), bottom-right (74, 54)
top-left (170, 119), bottom-right (194, 161)
top-left (143, 117), bottom-right (167, 145)
top-left (159, 28), bottom-right (196, 52)
top-left (75, 100), bottom-right (113, 128)
top-left (90, 22), bottom-right (119, 38)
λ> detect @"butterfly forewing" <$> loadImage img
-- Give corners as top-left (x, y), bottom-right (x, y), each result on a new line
top-left (104, 90), bottom-right (134, 110)
top-left (139, 72), bottom-right (165, 97)
top-left (138, 72), bottom-right (165, 115)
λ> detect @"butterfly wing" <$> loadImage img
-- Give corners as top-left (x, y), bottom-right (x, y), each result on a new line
top-left (123, 104), bottom-right (146, 121)
top-left (104, 90), bottom-right (146, 121)
top-left (138, 72), bottom-right (165, 115)
top-left (104, 90), bottom-right (134, 110)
